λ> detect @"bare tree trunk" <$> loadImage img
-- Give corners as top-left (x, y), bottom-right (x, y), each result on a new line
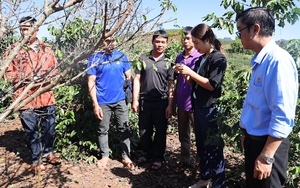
top-left (0, 0), bottom-right (176, 122)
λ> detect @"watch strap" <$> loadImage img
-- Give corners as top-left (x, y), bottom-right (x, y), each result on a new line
top-left (260, 153), bottom-right (275, 164)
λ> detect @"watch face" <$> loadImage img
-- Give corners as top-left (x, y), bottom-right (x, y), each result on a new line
top-left (267, 158), bottom-right (275, 164)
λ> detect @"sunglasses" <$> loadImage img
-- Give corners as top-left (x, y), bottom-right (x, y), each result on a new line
top-left (20, 27), bottom-right (30, 32)
top-left (104, 38), bottom-right (115, 43)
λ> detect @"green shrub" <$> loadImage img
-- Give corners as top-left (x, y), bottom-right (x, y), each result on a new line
top-left (54, 80), bottom-right (99, 162)
top-left (165, 38), bottom-right (183, 65)
top-left (49, 33), bottom-right (300, 186)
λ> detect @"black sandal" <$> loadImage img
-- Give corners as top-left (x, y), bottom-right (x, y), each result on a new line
top-left (151, 161), bottom-right (162, 170)
top-left (137, 156), bottom-right (147, 164)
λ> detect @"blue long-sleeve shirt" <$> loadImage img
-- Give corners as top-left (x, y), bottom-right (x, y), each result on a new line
top-left (240, 40), bottom-right (298, 138)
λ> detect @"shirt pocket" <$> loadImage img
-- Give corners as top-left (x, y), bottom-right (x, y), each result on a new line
top-left (247, 82), bottom-right (264, 110)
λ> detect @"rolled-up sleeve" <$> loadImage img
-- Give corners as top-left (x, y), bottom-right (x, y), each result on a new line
top-left (265, 53), bottom-right (298, 138)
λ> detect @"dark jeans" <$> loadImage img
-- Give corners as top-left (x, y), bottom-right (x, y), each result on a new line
top-left (138, 99), bottom-right (168, 162)
top-left (19, 105), bottom-right (56, 164)
top-left (193, 101), bottom-right (226, 188)
top-left (98, 100), bottom-right (131, 159)
top-left (244, 134), bottom-right (289, 188)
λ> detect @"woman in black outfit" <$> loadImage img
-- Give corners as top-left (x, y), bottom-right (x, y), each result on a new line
top-left (174, 23), bottom-right (227, 188)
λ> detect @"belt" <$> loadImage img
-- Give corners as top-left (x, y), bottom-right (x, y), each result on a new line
top-left (241, 129), bottom-right (268, 141)
top-left (248, 134), bottom-right (268, 141)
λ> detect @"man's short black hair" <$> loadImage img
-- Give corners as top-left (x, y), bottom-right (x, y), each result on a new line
top-left (235, 7), bottom-right (275, 36)
top-left (152, 29), bottom-right (168, 42)
top-left (19, 16), bottom-right (37, 26)
top-left (182, 26), bottom-right (193, 35)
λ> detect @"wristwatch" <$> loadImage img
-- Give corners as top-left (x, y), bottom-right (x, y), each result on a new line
top-left (260, 153), bottom-right (275, 164)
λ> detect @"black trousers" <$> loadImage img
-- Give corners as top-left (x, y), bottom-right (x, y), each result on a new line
top-left (138, 99), bottom-right (168, 162)
top-left (194, 104), bottom-right (226, 188)
top-left (244, 134), bottom-right (289, 188)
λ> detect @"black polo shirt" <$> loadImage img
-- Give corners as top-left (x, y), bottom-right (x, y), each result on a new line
top-left (192, 49), bottom-right (227, 108)
top-left (135, 51), bottom-right (174, 100)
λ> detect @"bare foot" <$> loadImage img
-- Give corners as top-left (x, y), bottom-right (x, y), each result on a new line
top-left (121, 157), bottom-right (135, 170)
top-left (44, 154), bottom-right (61, 165)
top-left (97, 157), bottom-right (109, 169)
top-left (31, 163), bottom-right (46, 174)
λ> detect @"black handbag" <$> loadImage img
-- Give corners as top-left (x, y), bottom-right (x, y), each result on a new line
top-left (123, 79), bottom-right (132, 104)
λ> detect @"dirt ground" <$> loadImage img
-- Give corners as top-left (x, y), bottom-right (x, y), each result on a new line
top-left (0, 118), bottom-right (245, 188)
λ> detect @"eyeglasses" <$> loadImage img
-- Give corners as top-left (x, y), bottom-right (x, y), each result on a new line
top-left (236, 26), bottom-right (248, 38)
top-left (20, 27), bottom-right (30, 32)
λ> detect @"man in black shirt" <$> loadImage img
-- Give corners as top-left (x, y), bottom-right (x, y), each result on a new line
top-left (132, 30), bottom-right (174, 170)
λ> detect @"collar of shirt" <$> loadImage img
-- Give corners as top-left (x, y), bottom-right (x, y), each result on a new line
top-left (178, 49), bottom-right (200, 65)
top-left (182, 48), bottom-right (200, 58)
top-left (23, 38), bottom-right (39, 53)
top-left (149, 50), bottom-right (167, 62)
top-left (251, 39), bottom-right (276, 66)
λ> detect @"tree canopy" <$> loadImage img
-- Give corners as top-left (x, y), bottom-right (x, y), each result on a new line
top-left (204, 0), bottom-right (300, 35)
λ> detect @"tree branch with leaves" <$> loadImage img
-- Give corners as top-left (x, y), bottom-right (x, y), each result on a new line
top-left (0, 0), bottom-right (177, 122)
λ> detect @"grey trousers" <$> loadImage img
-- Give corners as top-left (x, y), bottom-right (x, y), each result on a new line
top-left (177, 109), bottom-right (194, 162)
top-left (98, 100), bottom-right (131, 159)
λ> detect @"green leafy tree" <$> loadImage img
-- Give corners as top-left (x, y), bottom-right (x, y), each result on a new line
top-left (285, 39), bottom-right (300, 68)
top-left (165, 37), bottom-right (183, 65)
top-left (230, 39), bottom-right (243, 53)
top-left (203, 0), bottom-right (300, 35)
